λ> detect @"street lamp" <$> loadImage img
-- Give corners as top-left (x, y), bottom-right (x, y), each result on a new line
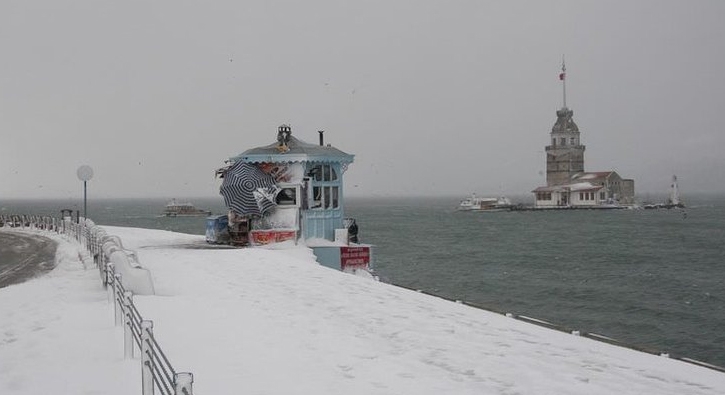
top-left (76, 165), bottom-right (94, 219)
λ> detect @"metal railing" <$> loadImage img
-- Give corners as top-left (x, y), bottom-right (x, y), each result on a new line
top-left (1, 214), bottom-right (195, 394)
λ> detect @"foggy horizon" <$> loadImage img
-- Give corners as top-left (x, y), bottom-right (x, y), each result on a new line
top-left (3, 1), bottom-right (724, 200)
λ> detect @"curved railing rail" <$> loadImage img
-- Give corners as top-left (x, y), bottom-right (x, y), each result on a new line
top-left (1, 214), bottom-right (195, 394)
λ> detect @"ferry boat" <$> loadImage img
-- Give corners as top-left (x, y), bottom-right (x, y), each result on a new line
top-left (163, 199), bottom-right (212, 217)
top-left (458, 194), bottom-right (514, 212)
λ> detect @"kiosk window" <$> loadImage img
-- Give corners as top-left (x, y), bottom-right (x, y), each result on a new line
top-left (275, 187), bottom-right (297, 206)
top-left (308, 164), bottom-right (338, 181)
top-left (311, 186), bottom-right (339, 209)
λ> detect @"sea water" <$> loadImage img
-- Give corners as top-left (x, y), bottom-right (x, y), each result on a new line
top-left (1, 195), bottom-right (724, 367)
top-left (348, 195), bottom-right (725, 368)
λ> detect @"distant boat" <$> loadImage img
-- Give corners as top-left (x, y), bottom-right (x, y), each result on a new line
top-left (458, 193), bottom-right (513, 212)
top-left (163, 199), bottom-right (212, 217)
top-left (643, 175), bottom-right (685, 209)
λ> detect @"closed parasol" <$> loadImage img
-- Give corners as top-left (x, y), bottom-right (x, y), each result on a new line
top-left (219, 162), bottom-right (280, 216)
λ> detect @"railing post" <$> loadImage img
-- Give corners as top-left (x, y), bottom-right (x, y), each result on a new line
top-left (123, 291), bottom-right (134, 359)
top-left (107, 263), bottom-right (115, 304)
top-left (141, 320), bottom-right (154, 395)
top-left (98, 252), bottom-right (104, 283)
top-left (174, 372), bottom-right (194, 395)
top-left (114, 273), bottom-right (122, 326)
top-left (105, 259), bottom-right (112, 286)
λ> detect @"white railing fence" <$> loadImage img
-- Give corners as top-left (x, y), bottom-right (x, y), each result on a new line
top-left (1, 214), bottom-right (194, 395)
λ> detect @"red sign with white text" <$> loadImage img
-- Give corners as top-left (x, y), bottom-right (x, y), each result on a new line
top-left (340, 246), bottom-right (370, 271)
top-left (250, 230), bottom-right (296, 246)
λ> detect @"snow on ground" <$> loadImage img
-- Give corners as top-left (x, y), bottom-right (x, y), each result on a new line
top-left (2, 226), bottom-right (725, 395)
top-left (0, 230), bottom-right (138, 394)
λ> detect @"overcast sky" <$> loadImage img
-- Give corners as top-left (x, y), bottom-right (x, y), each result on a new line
top-left (2, 0), bottom-right (724, 200)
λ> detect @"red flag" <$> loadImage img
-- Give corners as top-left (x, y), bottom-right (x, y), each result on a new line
top-left (559, 72), bottom-right (566, 81)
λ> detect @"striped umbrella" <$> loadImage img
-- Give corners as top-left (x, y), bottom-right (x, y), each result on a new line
top-left (219, 162), bottom-right (279, 216)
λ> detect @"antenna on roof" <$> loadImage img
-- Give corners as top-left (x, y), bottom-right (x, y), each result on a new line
top-left (559, 55), bottom-right (567, 109)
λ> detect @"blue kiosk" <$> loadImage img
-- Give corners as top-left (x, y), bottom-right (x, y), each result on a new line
top-left (214, 125), bottom-right (371, 272)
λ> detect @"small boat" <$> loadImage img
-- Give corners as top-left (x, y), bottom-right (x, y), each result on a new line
top-left (458, 193), bottom-right (513, 212)
top-left (163, 199), bottom-right (212, 217)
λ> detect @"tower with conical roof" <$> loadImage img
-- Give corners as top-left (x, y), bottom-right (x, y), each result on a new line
top-left (545, 58), bottom-right (586, 186)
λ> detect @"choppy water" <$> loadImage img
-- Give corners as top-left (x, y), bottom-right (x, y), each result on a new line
top-left (347, 195), bottom-right (725, 368)
top-left (2, 195), bottom-right (724, 367)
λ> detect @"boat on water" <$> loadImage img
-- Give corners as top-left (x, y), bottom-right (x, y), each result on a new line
top-left (643, 175), bottom-right (685, 209)
top-left (163, 199), bottom-right (212, 217)
top-left (458, 194), bottom-right (514, 212)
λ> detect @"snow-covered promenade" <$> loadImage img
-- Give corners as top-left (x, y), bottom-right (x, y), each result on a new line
top-left (2, 225), bottom-right (724, 394)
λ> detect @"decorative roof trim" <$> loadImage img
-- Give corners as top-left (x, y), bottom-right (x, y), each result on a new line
top-left (235, 155), bottom-right (354, 164)
top-left (229, 134), bottom-right (354, 165)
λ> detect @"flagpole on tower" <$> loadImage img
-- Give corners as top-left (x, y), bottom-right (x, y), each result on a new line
top-left (559, 55), bottom-right (567, 109)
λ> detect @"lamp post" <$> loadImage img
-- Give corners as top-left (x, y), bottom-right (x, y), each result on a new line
top-left (76, 165), bottom-right (94, 219)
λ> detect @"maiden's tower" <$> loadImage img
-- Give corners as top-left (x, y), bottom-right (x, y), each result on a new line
top-left (532, 61), bottom-right (635, 208)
